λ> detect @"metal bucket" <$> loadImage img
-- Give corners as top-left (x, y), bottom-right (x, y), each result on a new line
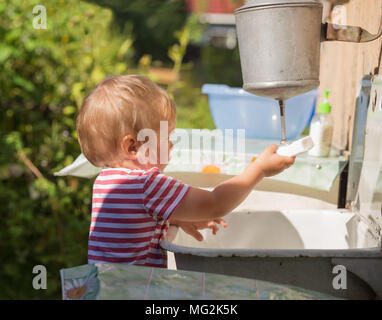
top-left (235, 0), bottom-right (382, 100)
top-left (235, 0), bottom-right (322, 100)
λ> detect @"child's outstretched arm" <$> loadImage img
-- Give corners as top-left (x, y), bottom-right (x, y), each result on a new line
top-left (171, 144), bottom-right (295, 222)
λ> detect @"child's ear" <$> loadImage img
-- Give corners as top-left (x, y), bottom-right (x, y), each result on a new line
top-left (121, 135), bottom-right (139, 160)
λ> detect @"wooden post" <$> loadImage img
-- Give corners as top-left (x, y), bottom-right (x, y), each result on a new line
top-left (318, 0), bottom-right (382, 153)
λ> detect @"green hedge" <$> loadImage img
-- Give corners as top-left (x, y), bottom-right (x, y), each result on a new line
top-left (0, 0), bottom-right (217, 299)
top-left (0, 0), bottom-right (135, 299)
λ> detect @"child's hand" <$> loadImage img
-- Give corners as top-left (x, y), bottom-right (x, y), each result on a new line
top-left (171, 219), bottom-right (227, 241)
top-left (255, 144), bottom-right (295, 177)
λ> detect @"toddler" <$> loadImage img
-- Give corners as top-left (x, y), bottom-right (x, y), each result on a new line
top-left (76, 75), bottom-right (295, 268)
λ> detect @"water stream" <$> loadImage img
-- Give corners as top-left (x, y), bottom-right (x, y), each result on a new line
top-left (278, 99), bottom-right (288, 145)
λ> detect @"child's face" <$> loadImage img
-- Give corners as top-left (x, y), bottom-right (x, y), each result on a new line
top-left (119, 121), bottom-right (176, 171)
top-left (134, 121), bottom-right (175, 171)
top-left (155, 122), bottom-right (175, 172)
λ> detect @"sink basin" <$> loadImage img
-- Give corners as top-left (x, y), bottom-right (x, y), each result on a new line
top-left (162, 208), bottom-right (382, 299)
top-left (167, 210), bottom-right (354, 252)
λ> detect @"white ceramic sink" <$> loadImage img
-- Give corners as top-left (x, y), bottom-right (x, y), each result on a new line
top-left (168, 209), bottom-right (354, 252)
top-left (162, 193), bottom-right (382, 299)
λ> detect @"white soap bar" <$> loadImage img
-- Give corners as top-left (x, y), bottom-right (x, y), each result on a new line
top-left (277, 136), bottom-right (314, 157)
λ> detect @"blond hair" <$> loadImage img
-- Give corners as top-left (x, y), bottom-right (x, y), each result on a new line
top-left (76, 75), bottom-right (176, 167)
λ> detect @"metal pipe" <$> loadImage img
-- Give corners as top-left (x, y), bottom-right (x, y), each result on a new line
top-left (278, 100), bottom-right (288, 145)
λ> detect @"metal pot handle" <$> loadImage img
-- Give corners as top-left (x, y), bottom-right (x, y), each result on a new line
top-left (322, 18), bottom-right (382, 43)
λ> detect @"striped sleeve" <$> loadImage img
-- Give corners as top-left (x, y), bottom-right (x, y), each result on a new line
top-left (142, 168), bottom-right (190, 221)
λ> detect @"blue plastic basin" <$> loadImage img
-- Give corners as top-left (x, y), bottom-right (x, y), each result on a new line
top-left (202, 84), bottom-right (317, 140)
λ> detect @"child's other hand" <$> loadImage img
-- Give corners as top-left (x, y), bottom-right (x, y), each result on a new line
top-left (256, 144), bottom-right (295, 177)
top-left (174, 219), bottom-right (227, 242)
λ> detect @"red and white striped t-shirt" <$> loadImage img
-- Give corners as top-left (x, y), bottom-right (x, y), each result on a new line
top-left (88, 167), bottom-right (190, 267)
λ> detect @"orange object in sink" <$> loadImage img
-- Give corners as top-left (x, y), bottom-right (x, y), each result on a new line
top-left (202, 165), bottom-right (221, 173)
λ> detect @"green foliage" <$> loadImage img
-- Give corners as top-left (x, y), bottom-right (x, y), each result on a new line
top-left (134, 16), bottom-right (215, 130)
top-left (200, 45), bottom-right (243, 87)
top-left (175, 89), bottom-right (215, 129)
top-left (131, 12), bottom-right (216, 131)
top-left (167, 18), bottom-right (215, 129)
top-left (0, 0), bottom-right (216, 299)
top-left (88, 0), bottom-right (187, 62)
top-left (0, 0), bottom-right (134, 299)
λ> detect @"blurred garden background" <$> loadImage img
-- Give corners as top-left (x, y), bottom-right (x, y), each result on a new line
top-left (0, 0), bottom-right (245, 299)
